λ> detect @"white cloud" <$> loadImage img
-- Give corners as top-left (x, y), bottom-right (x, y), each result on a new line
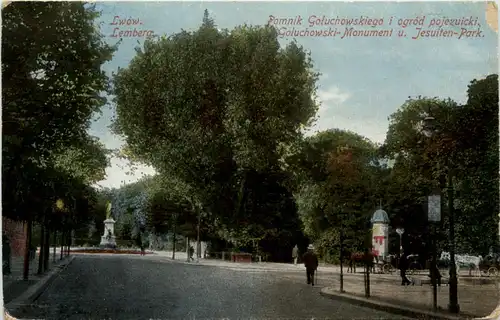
top-left (317, 85), bottom-right (351, 106)
top-left (90, 1), bottom-right (496, 189)
top-left (95, 157), bottom-right (156, 189)
top-left (307, 86), bottom-right (387, 144)
top-left (309, 85), bottom-right (351, 132)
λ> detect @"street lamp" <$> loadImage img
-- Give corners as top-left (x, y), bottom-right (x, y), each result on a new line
top-left (428, 190), bottom-right (441, 312)
top-left (396, 228), bottom-right (404, 255)
top-left (339, 208), bottom-right (345, 293)
top-left (196, 209), bottom-right (201, 263)
top-left (421, 114), bottom-right (460, 313)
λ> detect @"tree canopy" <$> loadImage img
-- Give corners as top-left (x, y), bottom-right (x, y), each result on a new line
top-left (2, 2), bottom-right (115, 237)
top-left (112, 13), bottom-right (318, 248)
top-left (108, 10), bottom-right (498, 260)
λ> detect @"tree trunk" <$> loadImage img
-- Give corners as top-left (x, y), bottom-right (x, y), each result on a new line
top-left (60, 231), bottom-right (64, 260)
top-left (53, 230), bottom-right (57, 263)
top-left (43, 226), bottom-right (50, 271)
top-left (37, 223), bottom-right (45, 275)
top-left (66, 231), bottom-right (71, 257)
top-left (23, 219), bottom-right (32, 280)
top-left (172, 223), bottom-right (177, 260)
top-left (197, 209), bottom-right (201, 259)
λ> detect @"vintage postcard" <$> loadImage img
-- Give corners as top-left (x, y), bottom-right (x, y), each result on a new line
top-left (2, 1), bottom-right (498, 319)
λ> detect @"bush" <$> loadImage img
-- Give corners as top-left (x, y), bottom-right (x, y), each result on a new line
top-left (71, 249), bottom-right (153, 254)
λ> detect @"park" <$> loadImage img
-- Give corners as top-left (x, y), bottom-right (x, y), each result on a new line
top-left (2, 2), bottom-right (499, 320)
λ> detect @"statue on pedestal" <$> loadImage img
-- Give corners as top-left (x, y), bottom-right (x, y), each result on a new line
top-left (100, 201), bottom-right (117, 249)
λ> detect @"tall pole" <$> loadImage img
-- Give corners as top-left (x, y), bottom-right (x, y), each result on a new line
top-left (172, 215), bottom-right (177, 260)
top-left (60, 231), bottom-right (64, 260)
top-left (339, 221), bottom-right (344, 293)
top-left (23, 220), bottom-right (32, 280)
top-left (447, 168), bottom-right (460, 313)
top-left (43, 227), bottom-right (50, 271)
top-left (399, 235), bottom-right (403, 255)
top-left (431, 224), bottom-right (438, 311)
top-left (365, 246), bottom-right (371, 298)
top-left (498, 212), bottom-right (500, 245)
top-left (197, 210), bottom-right (201, 262)
top-left (37, 223), bottom-right (45, 275)
top-left (53, 231), bottom-right (57, 263)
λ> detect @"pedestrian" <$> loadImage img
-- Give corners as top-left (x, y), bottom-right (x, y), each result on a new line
top-left (399, 251), bottom-right (412, 285)
top-left (29, 243), bottom-right (36, 261)
top-left (302, 244), bottom-right (318, 286)
top-left (430, 262), bottom-right (442, 286)
top-left (189, 245), bottom-right (195, 261)
top-left (140, 243), bottom-right (145, 256)
top-left (292, 245), bottom-right (299, 265)
top-left (2, 234), bottom-right (11, 275)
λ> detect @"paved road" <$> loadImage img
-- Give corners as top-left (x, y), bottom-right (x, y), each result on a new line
top-left (14, 255), bottom-right (413, 319)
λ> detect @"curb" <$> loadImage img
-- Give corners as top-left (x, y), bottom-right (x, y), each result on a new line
top-left (5, 255), bottom-right (76, 318)
top-left (157, 257), bottom-right (307, 272)
top-left (319, 287), bottom-right (479, 320)
top-left (153, 255), bottom-right (354, 274)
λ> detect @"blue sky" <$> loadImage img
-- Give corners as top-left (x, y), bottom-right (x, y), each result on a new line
top-left (89, 1), bottom-right (498, 189)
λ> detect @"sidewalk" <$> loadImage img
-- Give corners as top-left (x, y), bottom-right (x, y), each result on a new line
top-left (152, 251), bottom-right (498, 318)
top-left (152, 250), bottom-right (335, 272)
top-left (320, 274), bottom-right (499, 319)
top-left (3, 248), bottom-right (70, 304)
top-left (151, 251), bottom-right (484, 280)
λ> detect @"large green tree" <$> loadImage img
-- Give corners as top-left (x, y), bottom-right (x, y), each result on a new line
top-left (287, 129), bottom-right (381, 262)
top-left (112, 11), bottom-right (318, 245)
top-left (2, 1), bottom-right (116, 221)
top-left (2, 2), bottom-right (115, 161)
top-left (382, 74), bottom-right (499, 256)
top-left (2, 2), bottom-right (116, 277)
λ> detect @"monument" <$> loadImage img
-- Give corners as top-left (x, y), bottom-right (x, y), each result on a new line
top-left (371, 206), bottom-right (390, 260)
top-left (100, 201), bottom-right (117, 248)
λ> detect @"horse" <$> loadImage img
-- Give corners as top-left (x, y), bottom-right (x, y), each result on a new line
top-left (440, 251), bottom-right (482, 276)
top-left (348, 251), bottom-right (377, 273)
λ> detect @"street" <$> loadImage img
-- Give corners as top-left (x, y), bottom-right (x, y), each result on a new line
top-left (14, 255), bottom-right (413, 319)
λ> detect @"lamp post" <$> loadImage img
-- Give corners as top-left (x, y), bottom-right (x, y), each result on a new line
top-left (339, 210), bottom-right (345, 293)
top-left (196, 209), bottom-right (201, 263)
top-left (396, 228), bottom-right (404, 255)
top-left (498, 212), bottom-right (500, 245)
top-left (421, 114), bottom-right (460, 313)
top-left (428, 191), bottom-right (441, 311)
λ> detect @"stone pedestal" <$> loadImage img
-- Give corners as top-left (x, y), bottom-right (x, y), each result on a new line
top-left (99, 218), bottom-right (117, 248)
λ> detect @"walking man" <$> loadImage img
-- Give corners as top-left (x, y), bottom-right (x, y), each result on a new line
top-left (430, 261), bottom-right (442, 286)
top-left (189, 245), bottom-right (195, 261)
top-left (303, 244), bottom-right (318, 286)
top-left (292, 245), bottom-right (299, 265)
top-left (399, 251), bottom-right (411, 285)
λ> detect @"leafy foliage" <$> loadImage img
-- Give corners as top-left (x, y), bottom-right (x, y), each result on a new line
top-left (2, 2), bottom-right (115, 161)
top-left (2, 1), bottom-right (116, 231)
top-left (112, 13), bottom-right (319, 250)
top-left (288, 129), bottom-right (381, 261)
top-left (382, 75), bottom-right (499, 256)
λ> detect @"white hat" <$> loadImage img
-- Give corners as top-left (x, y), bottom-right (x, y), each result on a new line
top-left (307, 244), bottom-right (314, 250)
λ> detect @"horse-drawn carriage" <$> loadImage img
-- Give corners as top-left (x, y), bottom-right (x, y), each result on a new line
top-left (345, 251), bottom-right (398, 274)
top-left (478, 254), bottom-right (500, 276)
top-left (439, 252), bottom-right (500, 276)
top-left (377, 253), bottom-right (424, 275)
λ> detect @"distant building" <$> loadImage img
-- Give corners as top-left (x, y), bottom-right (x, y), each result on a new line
top-left (2, 217), bottom-right (26, 257)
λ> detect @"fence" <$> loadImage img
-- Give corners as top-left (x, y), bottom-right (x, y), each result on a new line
top-left (205, 251), bottom-right (271, 262)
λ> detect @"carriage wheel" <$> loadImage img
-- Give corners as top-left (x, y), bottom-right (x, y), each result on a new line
top-left (488, 267), bottom-right (498, 276)
top-left (382, 264), bottom-right (391, 274)
top-left (388, 265), bottom-right (395, 274)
